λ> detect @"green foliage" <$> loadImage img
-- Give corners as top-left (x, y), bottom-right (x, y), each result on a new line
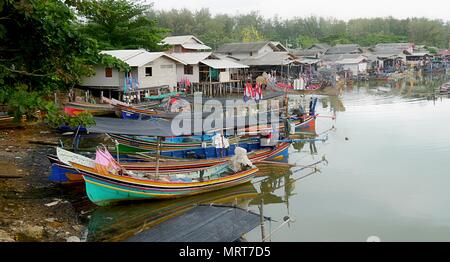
top-left (45, 109), bottom-right (95, 129)
top-left (241, 26), bottom-right (264, 42)
top-left (0, 0), bottom-right (113, 122)
top-left (152, 9), bottom-right (450, 48)
top-left (297, 36), bottom-right (319, 48)
top-left (350, 33), bottom-right (408, 47)
top-left (427, 47), bottom-right (438, 54)
top-left (72, 0), bottom-right (168, 51)
top-left (0, 0), bottom-right (98, 91)
top-left (97, 54), bottom-right (130, 71)
top-left (5, 85), bottom-right (48, 120)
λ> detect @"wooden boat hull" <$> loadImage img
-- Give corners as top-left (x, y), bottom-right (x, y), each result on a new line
top-left (64, 102), bottom-right (115, 117)
top-left (48, 143), bottom-right (290, 183)
top-left (293, 115), bottom-right (316, 131)
top-left (74, 163), bottom-right (259, 206)
top-left (49, 163), bottom-right (84, 183)
top-left (109, 133), bottom-right (244, 152)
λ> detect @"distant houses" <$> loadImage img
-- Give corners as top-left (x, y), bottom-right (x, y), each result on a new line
top-left (78, 35), bottom-right (447, 99)
top-left (216, 41), bottom-right (298, 77)
top-left (161, 35), bottom-right (212, 53)
top-left (325, 44), bottom-right (363, 55)
top-left (170, 52), bottom-right (248, 84)
top-left (335, 55), bottom-right (368, 76)
top-left (216, 41), bottom-right (285, 59)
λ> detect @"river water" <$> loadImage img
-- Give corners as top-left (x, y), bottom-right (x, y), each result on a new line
top-left (86, 74), bottom-right (450, 242)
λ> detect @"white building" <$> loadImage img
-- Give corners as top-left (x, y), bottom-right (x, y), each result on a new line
top-left (170, 52), bottom-right (249, 84)
top-left (336, 55), bottom-right (368, 76)
top-left (79, 49), bottom-right (186, 96)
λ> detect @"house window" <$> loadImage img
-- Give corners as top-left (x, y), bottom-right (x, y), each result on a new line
top-left (184, 65), bottom-right (193, 75)
top-left (105, 68), bottom-right (112, 78)
top-left (145, 67), bottom-right (152, 77)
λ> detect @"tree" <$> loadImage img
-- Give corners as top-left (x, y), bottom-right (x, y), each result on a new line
top-left (297, 36), bottom-right (319, 49)
top-left (0, 0), bottom-right (99, 118)
top-left (73, 0), bottom-right (168, 51)
top-left (0, 0), bottom-right (126, 123)
top-left (241, 26), bottom-right (264, 42)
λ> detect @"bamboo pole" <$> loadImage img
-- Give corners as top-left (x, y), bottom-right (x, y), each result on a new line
top-left (156, 136), bottom-right (161, 178)
top-left (259, 198), bottom-right (266, 241)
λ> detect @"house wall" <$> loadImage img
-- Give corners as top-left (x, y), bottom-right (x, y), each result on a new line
top-left (176, 64), bottom-right (200, 83)
top-left (138, 56), bottom-right (178, 89)
top-left (257, 44), bottom-right (273, 56)
top-left (219, 70), bottom-right (230, 82)
top-left (80, 66), bottom-right (121, 87)
top-left (341, 62), bottom-right (367, 75)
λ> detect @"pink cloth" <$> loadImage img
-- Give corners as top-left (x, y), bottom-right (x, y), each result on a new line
top-left (95, 148), bottom-right (121, 171)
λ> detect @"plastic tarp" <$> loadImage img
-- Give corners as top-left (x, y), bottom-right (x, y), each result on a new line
top-left (88, 113), bottom-right (279, 137)
top-left (124, 205), bottom-right (267, 242)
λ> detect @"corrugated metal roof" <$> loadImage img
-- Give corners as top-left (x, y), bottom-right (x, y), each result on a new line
top-left (171, 52), bottom-right (213, 64)
top-left (326, 44), bottom-right (362, 55)
top-left (374, 43), bottom-right (412, 50)
top-left (322, 53), bottom-right (364, 62)
top-left (336, 56), bottom-right (367, 64)
top-left (309, 43), bottom-right (331, 50)
top-left (291, 49), bottom-right (323, 57)
top-left (239, 52), bottom-right (294, 66)
top-left (201, 59), bottom-right (249, 69)
top-left (101, 50), bottom-right (186, 67)
top-left (181, 43), bottom-right (211, 50)
top-left (162, 35), bottom-right (204, 45)
top-left (101, 50), bottom-right (145, 61)
top-left (407, 52), bottom-right (431, 57)
top-left (216, 42), bottom-right (275, 53)
top-left (298, 58), bottom-right (321, 64)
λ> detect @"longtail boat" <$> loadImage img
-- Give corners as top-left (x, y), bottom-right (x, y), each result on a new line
top-left (144, 91), bottom-right (184, 100)
top-left (68, 149), bottom-right (259, 206)
top-left (108, 133), bottom-right (244, 152)
top-left (63, 102), bottom-right (115, 116)
top-left (48, 143), bottom-right (290, 183)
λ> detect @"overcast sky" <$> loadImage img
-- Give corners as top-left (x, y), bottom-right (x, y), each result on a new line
top-left (152, 0), bottom-right (450, 21)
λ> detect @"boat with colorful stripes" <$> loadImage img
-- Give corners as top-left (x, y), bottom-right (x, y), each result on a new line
top-left (68, 149), bottom-right (259, 206)
top-left (48, 143), bottom-right (289, 183)
top-left (108, 133), bottom-right (245, 153)
top-left (288, 114), bottom-right (316, 132)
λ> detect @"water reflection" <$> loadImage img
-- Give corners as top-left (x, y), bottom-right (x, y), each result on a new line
top-left (85, 73), bottom-right (450, 242)
top-left (87, 183), bottom-right (259, 242)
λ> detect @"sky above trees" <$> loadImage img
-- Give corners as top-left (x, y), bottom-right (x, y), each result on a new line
top-left (152, 0), bottom-right (450, 21)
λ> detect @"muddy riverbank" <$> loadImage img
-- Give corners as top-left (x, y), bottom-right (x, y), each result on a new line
top-left (0, 124), bottom-right (94, 242)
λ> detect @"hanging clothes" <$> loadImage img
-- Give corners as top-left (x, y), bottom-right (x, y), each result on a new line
top-left (243, 82), bottom-right (253, 102)
top-left (254, 83), bottom-right (262, 102)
